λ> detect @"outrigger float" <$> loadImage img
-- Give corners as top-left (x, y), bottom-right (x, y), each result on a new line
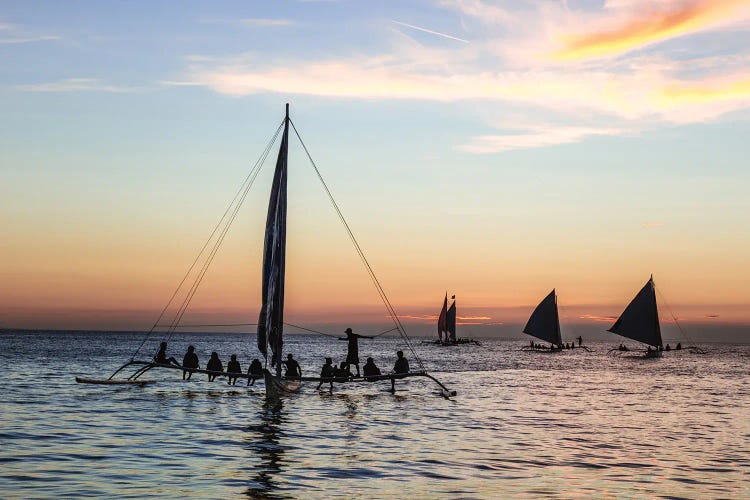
top-left (76, 104), bottom-right (455, 399)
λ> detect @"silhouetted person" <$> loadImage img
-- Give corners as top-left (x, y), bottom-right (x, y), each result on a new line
top-left (283, 353), bottom-right (301, 379)
top-left (363, 357), bottom-right (381, 381)
top-left (182, 345), bottom-right (199, 380)
top-left (339, 327), bottom-right (373, 377)
top-left (334, 361), bottom-right (353, 379)
top-left (665, 344), bottom-right (671, 351)
top-left (227, 354), bottom-right (242, 385)
top-left (577, 336), bottom-right (583, 347)
top-left (247, 358), bottom-right (263, 386)
top-left (154, 342), bottom-right (180, 367)
top-left (676, 342), bottom-right (682, 350)
top-left (317, 357), bottom-right (335, 390)
top-left (207, 352), bottom-right (223, 382)
top-left (390, 350), bottom-right (410, 392)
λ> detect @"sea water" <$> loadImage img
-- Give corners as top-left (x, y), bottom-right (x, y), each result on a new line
top-left (1, 330), bottom-right (748, 499)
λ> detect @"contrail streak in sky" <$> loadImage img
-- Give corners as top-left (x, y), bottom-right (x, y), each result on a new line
top-left (392, 20), bottom-right (469, 43)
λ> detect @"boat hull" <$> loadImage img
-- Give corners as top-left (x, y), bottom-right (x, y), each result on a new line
top-left (263, 369), bottom-right (301, 399)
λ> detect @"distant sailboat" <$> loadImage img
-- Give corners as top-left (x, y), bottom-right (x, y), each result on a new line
top-left (608, 275), bottom-right (663, 357)
top-left (523, 289), bottom-right (563, 351)
top-left (435, 294), bottom-right (479, 346)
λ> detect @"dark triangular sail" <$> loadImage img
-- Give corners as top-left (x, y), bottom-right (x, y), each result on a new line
top-left (437, 294), bottom-right (447, 342)
top-left (446, 300), bottom-right (457, 342)
top-left (523, 289), bottom-right (562, 346)
top-left (257, 105), bottom-right (290, 377)
top-left (608, 276), bottom-right (662, 348)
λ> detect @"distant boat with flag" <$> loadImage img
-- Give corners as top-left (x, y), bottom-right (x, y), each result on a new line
top-left (75, 104), bottom-right (455, 399)
top-left (433, 294), bottom-right (480, 346)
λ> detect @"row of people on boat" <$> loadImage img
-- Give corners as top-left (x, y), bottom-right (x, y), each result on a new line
top-left (528, 340), bottom-right (582, 350)
top-left (154, 341), bottom-right (410, 389)
top-left (646, 343), bottom-right (682, 353)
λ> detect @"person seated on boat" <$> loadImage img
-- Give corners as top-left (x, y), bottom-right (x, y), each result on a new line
top-left (227, 354), bottom-right (242, 385)
top-left (206, 352), bottom-right (223, 382)
top-left (334, 361), bottom-right (353, 380)
top-left (247, 358), bottom-right (263, 386)
top-left (154, 342), bottom-right (180, 367)
top-left (363, 357), bottom-right (381, 381)
top-left (646, 346), bottom-right (653, 354)
top-left (665, 344), bottom-right (671, 351)
top-left (339, 327), bottom-right (374, 377)
top-left (182, 345), bottom-right (199, 380)
top-left (658, 344), bottom-right (664, 351)
top-left (676, 342), bottom-right (682, 350)
top-left (282, 353), bottom-right (301, 379)
top-left (316, 357), bottom-right (336, 390)
top-left (390, 351), bottom-right (410, 392)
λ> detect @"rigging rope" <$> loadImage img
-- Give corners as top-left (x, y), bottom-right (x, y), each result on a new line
top-left (655, 285), bottom-right (696, 347)
top-left (289, 119), bottom-right (426, 371)
top-left (161, 123), bottom-right (282, 345)
top-left (129, 121), bottom-right (284, 360)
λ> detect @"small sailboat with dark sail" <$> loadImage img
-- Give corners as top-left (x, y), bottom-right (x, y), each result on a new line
top-left (433, 294), bottom-right (480, 346)
top-left (522, 289), bottom-right (563, 352)
top-left (607, 276), bottom-right (663, 357)
top-left (76, 104), bottom-right (455, 398)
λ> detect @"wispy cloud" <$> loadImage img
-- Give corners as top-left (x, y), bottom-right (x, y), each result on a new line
top-left (237, 18), bottom-right (294, 28)
top-left (642, 221), bottom-right (664, 228)
top-left (579, 314), bottom-right (618, 322)
top-left (0, 21), bottom-right (61, 44)
top-left (392, 20), bottom-right (469, 43)
top-left (17, 78), bottom-right (140, 93)
top-left (459, 125), bottom-right (627, 153)
top-left (555, 0), bottom-right (750, 60)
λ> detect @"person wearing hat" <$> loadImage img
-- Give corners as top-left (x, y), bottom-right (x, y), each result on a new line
top-left (339, 327), bottom-right (374, 377)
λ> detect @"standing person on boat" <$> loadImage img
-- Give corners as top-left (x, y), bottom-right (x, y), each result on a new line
top-left (181, 345), bottom-right (199, 380)
top-left (577, 336), bottom-right (583, 347)
top-left (227, 354), bottom-right (242, 385)
top-left (316, 357), bottom-right (335, 390)
top-left (206, 352), bottom-right (223, 382)
top-left (282, 353), bottom-right (301, 379)
top-left (154, 342), bottom-right (180, 367)
top-left (363, 357), bottom-right (381, 381)
top-left (339, 327), bottom-right (374, 377)
top-left (247, 358), bottom-right (263, 386)
top-left (390, 351), bottom-right (410, 392)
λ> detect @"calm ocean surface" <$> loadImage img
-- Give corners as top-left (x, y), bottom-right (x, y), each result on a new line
top-left (1, 330), bottom-right (748, 499)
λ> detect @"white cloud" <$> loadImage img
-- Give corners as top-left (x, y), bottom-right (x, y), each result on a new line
top-left (237, 18), bottom-right (294, 28)
top-left (16, 78), bottom-right (140, 93)
top-left (458, 126), bottom-right (628, 153)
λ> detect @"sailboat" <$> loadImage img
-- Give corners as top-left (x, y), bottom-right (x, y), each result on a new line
top-left (608, 275), bottom-right (663, 357)
top-left (522, 289), bottom-right (563, 351)
top-left (434, 294), bottom-right (479, 346)
top-left (76, 104), bottom-right (455, 398)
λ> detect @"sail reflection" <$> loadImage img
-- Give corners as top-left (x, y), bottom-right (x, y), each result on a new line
top-left (244, 400), bottom-right (286, 499)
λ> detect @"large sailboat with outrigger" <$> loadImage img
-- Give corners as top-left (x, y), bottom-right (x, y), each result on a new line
top-left (607, 275), bottom-right (664, 357)
top-left (521, 289), bottom-right (588, 352)
top-left (76, 104), bottom-right (455, 399)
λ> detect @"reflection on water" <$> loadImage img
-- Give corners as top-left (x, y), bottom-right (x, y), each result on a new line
top-left (245, 401), bottom-right (285, 499)
top-left (0, 331), bottom-right (749, 499)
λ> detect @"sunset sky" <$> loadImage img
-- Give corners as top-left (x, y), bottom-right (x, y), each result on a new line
top-left (2, 0), bottom-right (749, 335)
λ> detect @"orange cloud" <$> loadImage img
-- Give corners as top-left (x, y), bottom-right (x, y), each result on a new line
top-left (579, 313), bottom-right (618, 322)
top-left (555, 0), bottom-right (748, 60)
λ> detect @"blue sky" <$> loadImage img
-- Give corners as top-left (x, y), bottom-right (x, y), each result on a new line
top-left (2, 0), bottom-right (750, 330)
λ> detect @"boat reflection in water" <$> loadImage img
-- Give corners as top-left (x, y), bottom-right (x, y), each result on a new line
top-left (244, 401), bottom-right (285, 499)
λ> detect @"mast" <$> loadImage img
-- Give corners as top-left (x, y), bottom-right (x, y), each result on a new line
top-left (523, 289), bottom-right (562, 346)
top-left (608, 276), bottom-right (663, 348)
top-left (258, 104), bottom-right (290, 378)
